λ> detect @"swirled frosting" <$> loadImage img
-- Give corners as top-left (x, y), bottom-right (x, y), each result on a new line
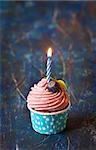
top-left (27, 78), bottom-right (69, 112)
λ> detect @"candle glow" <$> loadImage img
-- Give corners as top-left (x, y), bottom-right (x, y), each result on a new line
top-left (47, 47), bottom-right (52, 57)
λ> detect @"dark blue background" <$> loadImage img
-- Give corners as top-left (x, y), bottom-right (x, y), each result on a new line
top-left (0, 1), bottom-right (96, 150)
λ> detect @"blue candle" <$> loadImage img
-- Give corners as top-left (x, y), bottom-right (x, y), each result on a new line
top-left (46, 48), bottom-right (52, 83)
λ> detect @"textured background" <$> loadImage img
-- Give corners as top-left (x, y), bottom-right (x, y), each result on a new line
top-left (0, 1), bottom-right (96, 150)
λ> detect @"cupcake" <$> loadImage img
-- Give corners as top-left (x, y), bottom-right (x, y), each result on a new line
top-left (27, 78), bottom-right (71, 134)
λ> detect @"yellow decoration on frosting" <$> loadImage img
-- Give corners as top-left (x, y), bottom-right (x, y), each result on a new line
top-left (51, 78), bottom-right (67, 90)
top-left (56, 80), bottom-right (67, 90)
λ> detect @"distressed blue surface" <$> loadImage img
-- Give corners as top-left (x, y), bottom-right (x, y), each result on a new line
top-left (0, 1), bottom-right (96, 150)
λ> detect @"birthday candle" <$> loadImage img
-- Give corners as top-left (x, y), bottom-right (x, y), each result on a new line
top-left (46, 48), bottom-right (52, 83)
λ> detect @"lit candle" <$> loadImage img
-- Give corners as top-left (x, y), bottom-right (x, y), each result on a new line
top-left (46, 48), bottom-right (52, 83)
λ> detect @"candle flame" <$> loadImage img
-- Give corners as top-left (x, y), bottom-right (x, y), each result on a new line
top-left (47, 47), bottom-right (52, 57)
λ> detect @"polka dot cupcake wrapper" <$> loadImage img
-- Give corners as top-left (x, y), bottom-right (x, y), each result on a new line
top-left (28, 101), bottom-right (71, 134)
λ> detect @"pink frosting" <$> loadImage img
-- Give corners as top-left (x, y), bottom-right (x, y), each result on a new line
top-left (27, 78), bottom-right (69, 112)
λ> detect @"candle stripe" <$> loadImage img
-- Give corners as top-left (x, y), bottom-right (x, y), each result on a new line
top-left (47, 65), bottom-right (51, 72)
top-left (46, 50), bottom-right (52, 83)
top-left (47, 62), bottom-right (52, 68)
top-left (47, 60), bottom-right (52, 82)
top-left (47, 72), bottom-right (51, 79)
top-left (47, 71), bottom-right (51, 81)
top-left (47, 62), bottom-right (51, 67)
top-left (47, 64), bottom-right (51, 71)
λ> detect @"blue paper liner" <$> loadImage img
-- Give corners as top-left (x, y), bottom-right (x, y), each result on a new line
top-left (28, 101), bottom-right (71, 134)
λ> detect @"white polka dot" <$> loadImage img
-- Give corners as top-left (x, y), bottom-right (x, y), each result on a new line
top-left (37, 122), bottom-right (40, 125)
top-left (60, 116), bottom-right (63, 120)
top-left (39, 127), bottom-right (41, 130)
top-left (31, 112), bottom-right (34, 116)
top-left (50, 122), bottom-right (53, 125)
top-left (50, 129), bottom-right (53, 132)
top-left (64, 120), bottom-right (66, 124)
top-left (35, 125), bottom-right (38, 128)
top-left (42, 127), bottom-right (46, 130)
top-left (43, 116), bottom-right (46, 119)
top-left (56, 121), bottom-right (59, 124)
top-left (53, 126), bottom-right (56, 129)
top-left (64, 125), bottom-right (66, 128)
top-left (61, 127), bottom-right (64, 130)
top-left (45, 132), bottom-right (49, 134)
top-left (58, 122), bottom-right (61, 125)
top-left (35, 120), bottom-right (38, 123)
top-left (36, 116), bottom-right (40, 120)
top-left (52, 118), bottom-right (54, 121)
top-left (46, 118), bottom-right (49, 121)
top-left (47, 125), bottom-right (49, 128)
top-left (41, 122), bottom-right (43, 125)
top-left (65, 114), bottom-right (67, 118)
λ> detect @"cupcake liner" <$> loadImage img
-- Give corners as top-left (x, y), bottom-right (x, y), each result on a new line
top-left (28, 101), bottom-right (71, 134)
